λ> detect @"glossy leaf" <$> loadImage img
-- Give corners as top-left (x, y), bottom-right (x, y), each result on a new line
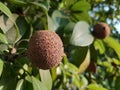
top-left (15, 16), bottom-right (28, 42)
top-left (71, 46), bottom-right (88, 67)
top-left (94, 39), bottom-right (105, 54)
top-left (39, 69), bottom-right (52, 90)
top-left (70, 21), bottom-right (94, 46)
top-left (78, 49), bottom-right (90, 73)
top-left (71, 1), bottom-right (91, 11)
top-left (72, 11), bottom-right (92, 23)
top-left (0, 2), bottom-right (15, 24)
top-left (0, 58), bottom-right (4, 76)
top-left (0, 2), bottom-right (19, 43)
top-left (104, 37), bottom-right (120, 59)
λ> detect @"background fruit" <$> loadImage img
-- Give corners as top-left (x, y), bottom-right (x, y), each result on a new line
top-left (27, 30), bottom-right (64, 70)
top-left (92, 22), bottom-right (110, 39)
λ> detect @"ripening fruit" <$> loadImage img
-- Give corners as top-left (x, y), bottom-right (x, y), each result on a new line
top-left (92, 22), bottom-right (110, 39)
top-left (27, 30), bottom-right (64, 70)
top-left (87, 61), bottom-right (97, 73)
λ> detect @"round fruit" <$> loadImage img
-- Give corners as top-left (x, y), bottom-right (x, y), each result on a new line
top-left (87, 61), bottom-right (97, 73)
top-left (27, 30), bottom-right (64, 70)
top-left (92, 22), bottom-right (110, 39)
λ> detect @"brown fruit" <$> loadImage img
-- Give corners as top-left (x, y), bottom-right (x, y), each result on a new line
top-left (92, 22), bottom-right (110, 39)
top-left (27, 30), bottom-right (64, 70)
top-left (87, 61), bottom-right (97, 73)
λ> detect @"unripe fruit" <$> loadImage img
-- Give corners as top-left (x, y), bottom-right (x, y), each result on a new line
top-left (27, 30), bottom-right (64, 70)
top-left (92, 22), bottom-right (110, 39)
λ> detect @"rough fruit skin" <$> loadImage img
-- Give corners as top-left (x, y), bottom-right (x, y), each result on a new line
top-left (27, 30), bottom-right (64, 70)
top-left (92, 23), bottom-right (110, 39)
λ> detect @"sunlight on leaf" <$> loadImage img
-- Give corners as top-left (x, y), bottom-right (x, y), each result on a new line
top-left (39, 69), bottom-right (52, 90)
top-left (16, 79), bottom-right (24, 90)
top-left (31, 76), bottom-right (48, 90)
top-left (0, 58), bottom-right (4, 76)
top-left (104, 37), bottom-right (120, 59)
top-left (70, 21), bottom-right (94, 46)
top-left (78, 49), bottom-right (90, 73)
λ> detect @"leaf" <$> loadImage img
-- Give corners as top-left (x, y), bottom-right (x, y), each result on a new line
top-left (7, 0), bottom-right (26, 6)
top-left (0, 33), bottom-right (8, 44)
top-left (6, 26), bottom-right (17, 44)
top-left (115, 76), bottom-right (120, 90)
top-left (0, 15), bottom-right (14, 33)
top-left (63, 0), bottom-right (76, 9)
top-left (71, 46), bottom-right (88, 67)
top-left (104, 37), bottom-right (120, 59)
top-left (65, 62), bottom-right (78, 73)
top-left (94, 39), bottom-right (105, 54)
top-left (0, 58), bottom-right (4, 76)
top-left (29, 2), bottom-right (48, 11)
top-left (31, 76), bottom-right (48, 90)
top-left (0, 78), bottom-right (17, 90)
top-left (15, 16), bottom-right (28, 42)
top-left (78, 49), bottom-right (90, 73)
top-left (70, 21), bottom-right (94, 46)
top-left (71, 0), bottom-right (91, 11)
top-left (72, 11), bottom-right (92, 23)
top-left (0, 2), bottom-right (15, 24)
top-left (0, 2), bottom-right (19, 43)
top-left (16, 79), bottom-right (24, 90)
top-left (87, 84), bottom-right (107, 90)
top-left (47, 15), bottom-right (58, 31)
top-left (39, 69), bottom-right (52, 90)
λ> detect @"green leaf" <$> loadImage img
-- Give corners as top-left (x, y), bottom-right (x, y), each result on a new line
top-left (72, 11), bottom-right (92, 23)
top-left (63, 0), bottom-right (77, 9)
top-left (39, 69), bottom-right (52, 90)
top-left (16, 79), bottom-right (24, 90)
top-left (0, 58), bottom-right (4, 76)
top-left (15, 16), bottom-right (28, 42)
top-left (0, 2), bottom-right (19, 44)
top-left (7, 0), bottom-right (26, 6)
top-left (31, 76), bottom-right (48, 90)
top-left (87, 84), bottom-right (107, 90)
top-left (94, 40), bottom-right (105, 54)
top-left (0, 78), bottom-right (17, 90)
top-left (78, 49), bottom-right (90, 73)
top-left (70, 46), bottom-right (88, 67)
top-left (65, 62), bottom-right (78, 73)
top-left (0, 2), bottom-right (15, 24)
top-left (71, 0), bottom-right (91, 11)
top-left (104, 37), bottom-right (120, 59)
top-left (0, 44), bottom-right (8, 53)
top-left (29, 2), bottom-right (48, 11)
top-left (70, 21), bottom-right (94, 46)
top-left (0, 33), bottom-right (8, 44)
top-left (115, 76), bottom-right (120, 90)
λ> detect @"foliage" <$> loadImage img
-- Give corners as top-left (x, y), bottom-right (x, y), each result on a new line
top-left (0, 0), bottom-right (120, 90)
